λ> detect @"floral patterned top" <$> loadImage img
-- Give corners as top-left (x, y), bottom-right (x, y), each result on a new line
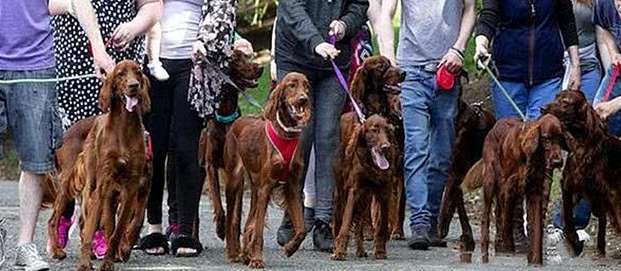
top-left (188, 0), bottom-right (237, 118)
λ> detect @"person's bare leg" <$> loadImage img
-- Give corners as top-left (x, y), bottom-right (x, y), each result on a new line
top-left (18, 171), bottom-right (44, 245)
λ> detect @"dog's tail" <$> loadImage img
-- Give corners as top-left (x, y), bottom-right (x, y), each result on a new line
top-left (461, 159), bottom-right (485, 193)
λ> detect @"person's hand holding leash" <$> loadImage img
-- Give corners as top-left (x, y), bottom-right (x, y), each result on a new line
top-left (439, 48), bottom-right (463, 73)
top-left (111, 22), bottom-right (139, 50)
top-left (92, 50), bottom-right (114, 78)
top-left (315, 42), bottom-right (340, 60)
top-left (329, 20), bottom-right (347, 41)
top-left (192, 41), bottom-right (207, 60)
top-left (612, 53), bottom-right (621, 67)
top-left (474, 35), bottom-right (491, 69)
top-left (595, 99), bottom-right (621, 120)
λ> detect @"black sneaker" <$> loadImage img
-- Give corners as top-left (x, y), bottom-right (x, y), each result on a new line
top-left (408, 227), bottom-right (431, 250)
top-left (277, 213), bottom-right (293, 247)
top-left (313, 220), bottom-right (333, 252)
top-left (429, 218), bottom-right (447, 247)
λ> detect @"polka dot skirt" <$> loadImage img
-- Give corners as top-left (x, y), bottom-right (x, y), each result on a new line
top-left (52, 0), bottom-right (145, 129)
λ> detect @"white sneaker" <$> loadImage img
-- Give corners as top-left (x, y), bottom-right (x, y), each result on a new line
top-left (545, 225), bottom-right (564, 265)
top-left (148, 61), bottom-right (170, 81)
top-left (576, 229), bottom-right (592, 245)
top-left (14, 243), bottom-right (49, 271)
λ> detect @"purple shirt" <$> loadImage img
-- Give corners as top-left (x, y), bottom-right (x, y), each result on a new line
top-left (0, 0), bottom-right (55, 70)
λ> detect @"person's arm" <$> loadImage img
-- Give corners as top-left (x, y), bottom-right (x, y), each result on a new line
top-left (339, 0), bottom-right (370, 39)
top-left (368, 0), bottom-right (397, 64)
top-left (595, 96), bottom-right (621, 119)
top-left (556, 0), bottom-right (581, 90)
top-left (473, 0), bottom-right (499, 64)
top-left (111, 0), bottom-right (162, 50)
top-left (279, 0), bottom-right (325, 55)
top-left (597, 25), bottom-right (621, 66)
top-left (49, 0), bottom-right (114, 75)
top-left (440, 0), bottom-right (475, 73)
top-left (597, 26), bottom-right (612, 70)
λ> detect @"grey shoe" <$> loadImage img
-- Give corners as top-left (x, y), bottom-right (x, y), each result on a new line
top-left (277, 213), bottom-right (293, 247)
top-left (14, 243), bottom-right (49, 271)
top-left (429, 218), bottom-right (447, 247)
top-left (408, 227), bottom-right (431, 250)
top-left (312, 220), bottom-right (333, 252)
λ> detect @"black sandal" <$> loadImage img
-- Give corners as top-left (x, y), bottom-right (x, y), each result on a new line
top-left (171, 234), bottom-right (203, 257)
top-left (136, 233), bottom-right (169, 256)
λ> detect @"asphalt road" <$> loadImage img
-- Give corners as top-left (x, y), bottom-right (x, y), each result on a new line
top-left (0, 181), bottom-right (619, 271)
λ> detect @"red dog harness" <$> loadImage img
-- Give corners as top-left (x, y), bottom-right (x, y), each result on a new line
top-left (265, 121), bottom-right (299, 182)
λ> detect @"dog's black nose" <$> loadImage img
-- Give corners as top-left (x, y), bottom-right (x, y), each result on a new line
top-left (399, 70), bottom-right (406, 82)
top-left (381, 143), bottom-right (391, 150)
top-left (298, 95), bottom-right (308, 104)
top-left (127, 79), bottom-right (140, 90)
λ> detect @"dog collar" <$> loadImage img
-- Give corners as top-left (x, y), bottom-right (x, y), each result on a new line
top-left (276, 111), bottom-right (303, 134)
top-left (215, 111), bottom-right (240, 124)
top-left (265, 121), bottom-right (300, 182)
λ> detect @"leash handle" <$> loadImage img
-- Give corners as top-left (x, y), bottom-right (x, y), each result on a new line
top-left (477, 59), bottom-right (527, 122)
top-left (327, 34), bottom-right (366, 123)
top-left (602, 65), bottom-right (621, 102)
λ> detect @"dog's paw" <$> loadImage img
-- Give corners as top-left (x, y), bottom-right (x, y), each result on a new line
top-left (374, 251), bottom-right (387, 260)
top-left (98, 260), bottom-right (114, 271)
top-left (390, 232), bottom-right (405, 240)
top-left (115, 247), bottom-right (131, 263)
top-left (247, 259), bottom-right (265, 269)
top-left (356, 250), bottom-right (368, 258)
top-left (50, 249), bottom-right (67, 260)
top-left (330, 252), bottom-right (346, 261)
top-left (77, 264), bottom-right (92, 271)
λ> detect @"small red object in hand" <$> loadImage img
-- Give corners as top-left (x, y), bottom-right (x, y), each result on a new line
top-left (436, 64), bottom-right (457, 91)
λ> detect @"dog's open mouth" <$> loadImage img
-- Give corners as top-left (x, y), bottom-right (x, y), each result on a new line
top-left (125, 94), bottom-right (138, 112)
top-left (383, 84), bottom-right (401, 94)
top-left (371, 147), bottom-right (390, 170)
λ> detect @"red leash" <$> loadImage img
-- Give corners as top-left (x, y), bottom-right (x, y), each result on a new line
top-left (602, 65), bottom-right (621, 102)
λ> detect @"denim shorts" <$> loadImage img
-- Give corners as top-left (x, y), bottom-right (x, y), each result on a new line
top-left (0, 68), bottom-right (63, 173)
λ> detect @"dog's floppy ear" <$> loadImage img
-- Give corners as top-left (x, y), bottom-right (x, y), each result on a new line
top-left (264, 78), bottom-right (285, 120)
top-left (138, 73), bottom-right (151, 114)
top-left (349, 65), bottom-right (367, 106)
top-left (520, 124), bottom-right (540, 158)
top-left (345, 124), bottom-right (363, 159)
top-left (98, 73), bottom-right (114, 112)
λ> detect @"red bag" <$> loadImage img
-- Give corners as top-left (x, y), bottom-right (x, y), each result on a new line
top-left (436, 64), bottom-right (456, 91)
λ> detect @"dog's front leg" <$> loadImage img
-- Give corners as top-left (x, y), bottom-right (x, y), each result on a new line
top-left (47, 183), bottom-right (72, 260)
top-left (373, 190), bottom-right (390, 260)
top-left (331, 186), bottom-right (360, 261)
top-left (247, 185), bottom-right (272, 269)
top-left (77, 188), bottom-right (104, 271)
top-left (283, 181), bottom-right (306, 257)
top-left (101, 188), bottom-right (135, 271)
top-left (526, 185), bottom-right (544, 265)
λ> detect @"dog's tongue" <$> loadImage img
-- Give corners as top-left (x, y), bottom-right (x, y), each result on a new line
top-left (371, 147), bottom-right (390, 170)
top-left (125, 95), bottom-right (138, 112)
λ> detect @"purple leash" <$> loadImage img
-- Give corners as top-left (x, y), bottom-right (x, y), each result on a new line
top-left (327, 34), bottom-right (366, 123)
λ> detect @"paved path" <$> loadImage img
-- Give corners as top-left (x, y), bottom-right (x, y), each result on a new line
top-left (0, 181), bottom-right (618, 270)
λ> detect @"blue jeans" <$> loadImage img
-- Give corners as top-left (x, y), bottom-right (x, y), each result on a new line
top-left (491, 77), bottom-right (561, 120)
top-left (594, 67), bottom-right (621, 136)
top-left (401, 65), bottom-right (459, 231)
top-left (0, 68), bottom-right (63, 173)
top-left (277, 68), bottom-right (345, 223)
top-left (551, 198), bottom-right (591, 230)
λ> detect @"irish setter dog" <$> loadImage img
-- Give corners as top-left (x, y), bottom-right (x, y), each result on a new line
top-left (478, 114), bottom-right (565, 265)
top-left (198, 49), bottom-right (263, 240)
top-left (437, 100), bottom-right (495, 260)
top-left (542, 89), bottom-right (621, 258)
top-left (332, 113), bottom-right (398, 261)
top-left (69, 60), bottom-right (151, 271)
top-left (349, 55), bottom-right (406, 239)
top-left (221, 72), bottom-right (311, 268)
